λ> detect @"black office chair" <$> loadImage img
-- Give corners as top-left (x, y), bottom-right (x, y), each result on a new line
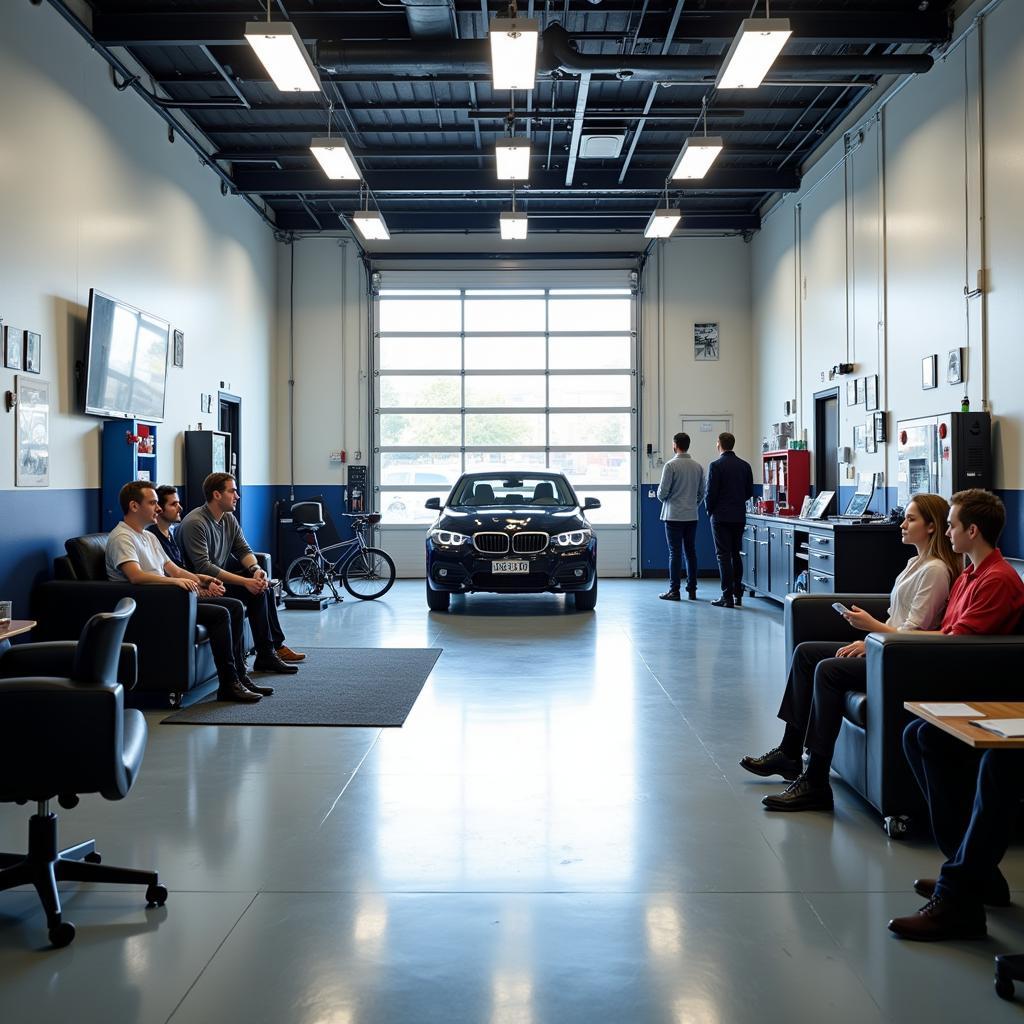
top-left (0, 598), bottom-right (167, 948)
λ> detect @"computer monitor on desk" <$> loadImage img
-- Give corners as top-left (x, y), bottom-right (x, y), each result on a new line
top-left (836, 473), bottom-right (875, 519)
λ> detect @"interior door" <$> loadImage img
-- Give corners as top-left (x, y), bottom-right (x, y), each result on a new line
top-left (218, 391), bottom-right (242, 526)
top-left (813, 389), bottom-right (839, 517)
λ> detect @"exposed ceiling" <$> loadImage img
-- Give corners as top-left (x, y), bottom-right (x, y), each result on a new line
top-left (50, 1), bottom-right (955, 241)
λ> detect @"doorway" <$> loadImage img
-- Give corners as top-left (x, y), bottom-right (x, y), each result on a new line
top-left (813, 388), bottom-right (839, 517)
top-left (218, 391), bottom-right (242, 525)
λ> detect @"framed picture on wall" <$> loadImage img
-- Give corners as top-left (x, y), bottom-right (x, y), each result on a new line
top-left (4, 325), bottom-right (23, 370)
top-left (922, 354), bottom-right (938, 390)
top-left (853, 424), bottom-right (866, 452)
top-left (173, 329), bottom-right (185, 368)
top-left (855, 377), bottom-right (864, 404)
top-left (864, 374), bottom-right (878, 411)
top-left (947, 347), bottom-right (964, 384)
top-left (24, 332), bottom-right (41, 374)
top-left (693, 322), bottom-right (719, 361)
top-left (846, 380), bottom-right (857, 406)
top-left (15, 375), bottom-right (50, 487)
top-left (865, 415), bottom-right (877, 453)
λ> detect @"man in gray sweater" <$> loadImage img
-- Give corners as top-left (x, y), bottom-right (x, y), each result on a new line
top-left (656, 432), bottom-right (705, 601)
top-left (179, 472), bottom-right (303, 675)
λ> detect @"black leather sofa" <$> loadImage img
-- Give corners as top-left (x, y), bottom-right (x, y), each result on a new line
top-left (785, 561), bottom-right (1024, 835)
top-left (31, 533), bottom-right (270, 707)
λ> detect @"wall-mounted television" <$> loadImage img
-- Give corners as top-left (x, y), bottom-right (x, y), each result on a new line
top-left (83, 289), bottom-right (170, 422)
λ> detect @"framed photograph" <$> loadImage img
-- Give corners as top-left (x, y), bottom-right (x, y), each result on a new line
top-left (864, 374), bottom-right (878, 411)
top-left (798, 495), bottom-right (812, 518)
top-left (693, 322), bottom-right (719, 361)
top-left (854, 377), bottom-right (864, 405)
top-left (15, 376), bottom-right (50, 487)
top-left (805, 490), bottom-right (835, 520)
top-left (922, 354), bottom-right (938, 390)
top-left (853, 424), bottom-right (866, 451)
top-left (947, 347), bottom-right (964, 385)
top-left (846, 380), bottom-right (857, 406)
top-left (865, 415), bottom-right (877, 453)
top-left (3, 325), bottom-right (23, 370)
top-left (873, 410), bottom-right (887, 443)
top-left (173, 329), bottom-right (184, 368)
top-left (23, 331), bottom-right (41, 374)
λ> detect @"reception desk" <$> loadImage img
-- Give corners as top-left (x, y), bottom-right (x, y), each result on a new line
top-left (741, 515), bottom-right (909, 603)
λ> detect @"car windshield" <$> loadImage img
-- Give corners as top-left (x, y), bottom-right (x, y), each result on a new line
top-left (450, 475), bottom-right (574, 507)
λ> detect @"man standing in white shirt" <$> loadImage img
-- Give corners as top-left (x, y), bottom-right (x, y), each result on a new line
top-left (656, 432), bottom-right (705, 601)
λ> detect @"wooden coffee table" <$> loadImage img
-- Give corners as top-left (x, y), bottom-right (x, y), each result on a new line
top-left (0, 619), bottom-right (36, 642)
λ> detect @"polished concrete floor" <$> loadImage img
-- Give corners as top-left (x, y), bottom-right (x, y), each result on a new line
top-left (2, 580), bottom-right (1024, 1022)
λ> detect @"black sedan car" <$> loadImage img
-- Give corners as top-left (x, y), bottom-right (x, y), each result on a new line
top-left (424, 471), bottom-right (600, 611)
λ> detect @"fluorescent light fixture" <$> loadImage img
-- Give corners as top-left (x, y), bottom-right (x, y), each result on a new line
top-left (715, 18), bottom-right (792, 90)
top-left (310, 138), bottom-right (361, 180)
top-left (670, 136), bottom-right (724, 180)
top-left (644, 208), bottom-right (681, 239)
top-left (489, 16), bottom-right (539, 90)
top-left (495, 137), bottom-right (532, 181)
top-left (352, 210), bottom-right (390, 241)
top-left (244, 21), bottom-right (321, 93)
top-left (499, 211), bottom-right (529, 240)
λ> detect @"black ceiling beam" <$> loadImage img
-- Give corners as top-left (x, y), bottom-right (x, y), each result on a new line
top-left (93, 11), bottom-right (948, 47)
top-left (213, 145), bottom-right (789, 160)
top-left (199, 122), bottom-right (815, 137)
top-left (231, 167), bottom-right (799, 195)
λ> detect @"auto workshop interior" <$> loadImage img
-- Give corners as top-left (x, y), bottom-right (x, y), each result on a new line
top-left (3, 0), bottom-right (1024, 1020)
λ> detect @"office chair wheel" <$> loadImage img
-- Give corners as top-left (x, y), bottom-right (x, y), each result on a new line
top-left (145, 883), bottom-right (168, 907)
top-left (883, 814), bottom-right (912, 839)
top-left (49, 921), bottom-right (76, 948)
top-left (84, 851), bottom-right (102, 864)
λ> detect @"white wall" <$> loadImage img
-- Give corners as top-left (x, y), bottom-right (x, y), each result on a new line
top-left (751, 0), bottom-right (1024, 500)
top-left (0, 3), bottom-right (277, 493)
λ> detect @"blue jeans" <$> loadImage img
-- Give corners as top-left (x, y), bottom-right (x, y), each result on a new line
top-left (664, 520), bottom-right (698, 594)
top-left (903, 719), bottom-right (1020, 904)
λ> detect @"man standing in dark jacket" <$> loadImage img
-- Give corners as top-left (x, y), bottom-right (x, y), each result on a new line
top-left (703, 432), bottom-right (754, 609)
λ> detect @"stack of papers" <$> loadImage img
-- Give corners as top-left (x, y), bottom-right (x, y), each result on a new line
top-left (918, 703), bottom-right (983, 717)
top-left (970, 719), bottom-right (1024, 738)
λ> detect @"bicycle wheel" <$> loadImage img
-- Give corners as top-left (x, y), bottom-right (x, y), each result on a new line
top-left (284, 556), bottom-right (325, 597)
top-left (343, 547), bottom-right (396, 600)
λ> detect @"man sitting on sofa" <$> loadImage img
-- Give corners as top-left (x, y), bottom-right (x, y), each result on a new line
top-left (888, 489), bottom-right (1024, 941)
top-left (106, 480), bottom-right (265, 703)
top-left (178, 472), bottom-right (303, 674)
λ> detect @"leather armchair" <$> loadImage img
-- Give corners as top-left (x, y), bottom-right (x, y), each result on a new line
top-left (0, 599), bottom-right (167, 948)
top-left (786, 590), bottom-right (1024, 832)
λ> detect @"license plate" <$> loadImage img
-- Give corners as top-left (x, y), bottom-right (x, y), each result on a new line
top-left (492, 560), bottom-right (529, 574)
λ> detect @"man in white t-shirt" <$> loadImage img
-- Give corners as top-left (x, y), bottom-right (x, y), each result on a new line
top-left (105, 480), bottom-right (268, 703)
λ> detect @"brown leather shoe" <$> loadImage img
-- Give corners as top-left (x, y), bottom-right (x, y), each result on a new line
top-left (888, 894), bottom-right (987, 941)
top-left (913, 877), bottom-right (1011, 908)
top-left (276, 645), bottom-right (306, 662)
top-left (241, 675), bottom-right (275, 697)
top-left (218, 678), bottom-right (262, 703)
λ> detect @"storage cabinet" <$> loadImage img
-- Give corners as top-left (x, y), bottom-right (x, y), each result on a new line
top-left (101, 419), bottom-right (159, 531)
top-left (740, 524), bottom-right (757, 592)
top-left (761, 449), bottom-right (810, 514)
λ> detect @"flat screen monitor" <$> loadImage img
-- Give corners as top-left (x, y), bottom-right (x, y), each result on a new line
top-left (84, 289), bottom-right (170, 422)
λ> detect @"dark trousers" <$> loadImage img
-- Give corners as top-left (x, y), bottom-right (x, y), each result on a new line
top-left (664, 520), bottom-right (698, 594)
top-left (710, 519), bottom-right (744, 596)
top-left (904, 719), bottom-right (1021, 904)
top-left (223, 584), bottom-right (284, 655)
top-left (195, 596), bottom-right (248, 686)
top-left (777, 641), bottom-right (867, 760)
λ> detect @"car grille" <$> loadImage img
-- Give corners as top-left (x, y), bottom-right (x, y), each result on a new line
top-left (473, 533), bottom-right (509, 555)
top-left (512, 532), bottom-right (549, 554)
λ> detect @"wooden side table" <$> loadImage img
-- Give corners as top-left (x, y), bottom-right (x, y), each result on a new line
top-left (0, 620), bottom-right (37, 643)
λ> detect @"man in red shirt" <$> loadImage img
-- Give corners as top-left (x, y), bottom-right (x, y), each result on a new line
top-left (888, 489), bottom-right (1024, 941)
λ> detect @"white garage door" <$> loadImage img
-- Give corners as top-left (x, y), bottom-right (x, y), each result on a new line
top-left (372, 274), bottom-right (638, 578)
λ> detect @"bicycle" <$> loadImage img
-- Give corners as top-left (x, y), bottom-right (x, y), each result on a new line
top-left (284, 512), bottom-right (396, 601)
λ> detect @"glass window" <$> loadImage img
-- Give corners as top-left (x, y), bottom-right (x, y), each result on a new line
top-left (379, 298), bottom-right (461, 332)
top-left (549, 336), bottom-right (631, 369)
top-left (465, 375), bottom-right (546, 408)
top-left (548, 374), bottom-right (631, 408)
top-left (465, 336), bottom-right (545, 370)
top-left (464, 413), bottom-right (545, 447)
top-left (549, 451), bottom-right (632, 486)
top-left (549, 413), bottom-right (631, 446)
top-left (464, 298), bottom-right (546, 332)
top-left (380, 490), bottom-right (449, 525)
top-left (450, 475), bottom-right (574, 507)
top-left (464, 451), bottom-right (547, 473)
top-left (379, 376), bottom-right (460, 408)
top-left (576, 490), bottom-right (633, 524)
top-left (379, 413), bottom-right (461, 447)
top-left (547, 298), bottom-right (630, 333)
top-left (379, 337), bottom-right (460, 371)
top-left (380, 453), bottom-right (462, 486)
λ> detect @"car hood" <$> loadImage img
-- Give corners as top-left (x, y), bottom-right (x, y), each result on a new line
top-left (435, 505), bottom-right (589, 534)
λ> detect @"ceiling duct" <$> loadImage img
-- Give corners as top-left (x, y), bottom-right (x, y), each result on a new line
top-left (401, 0), bottom-right (456, 40)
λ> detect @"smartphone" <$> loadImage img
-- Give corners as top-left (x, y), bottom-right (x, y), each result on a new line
top-left (832, 602), bottom-right (851, 616)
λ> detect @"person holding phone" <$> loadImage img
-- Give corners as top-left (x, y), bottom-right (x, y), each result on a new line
top-left (739, 493), bottom-right (961, 811)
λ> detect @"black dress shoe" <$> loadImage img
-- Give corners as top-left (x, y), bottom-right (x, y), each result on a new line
top-left (762, 773), bottom-right (834, 812)
top-left (241, 675), bottom-right (275, 697)
top-left (740, 746), bottom-right (802, 781)
top-left (888, 895), bottom-right (987, 941)
top-left (218, 678), bottom-right (262, 703)
top-left (710, 596), bottom-right (735, 608)
top-left (687, 590), bottom-right (698, 601)
top-left (659, 590), bottom-right (681, 601)
top-left (734, 594), bottom-right (743, 607)
top-left (252, 652), bottom-right (299, 674)
top-left (914, 877), bottom-right (1011, 908)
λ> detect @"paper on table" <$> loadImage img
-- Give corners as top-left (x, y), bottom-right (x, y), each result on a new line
top-left (971, 718), bottom-right (1024, 738)
top-left (918, 702), bottom-right (984, 717)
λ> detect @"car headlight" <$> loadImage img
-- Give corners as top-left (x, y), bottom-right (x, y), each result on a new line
top-left (551, 528), bottom-right (592, 548)
top-left (429, 528), bottom-right (470, 546)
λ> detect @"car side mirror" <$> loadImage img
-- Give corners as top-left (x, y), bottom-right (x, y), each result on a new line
top-left (424, 497), bottom-right (442, 510)
top-left (583, 497), bottom-right (602, 510)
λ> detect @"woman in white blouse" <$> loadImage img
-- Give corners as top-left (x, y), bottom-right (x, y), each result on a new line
top-left (740, 493), bottom-right (961, 812)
